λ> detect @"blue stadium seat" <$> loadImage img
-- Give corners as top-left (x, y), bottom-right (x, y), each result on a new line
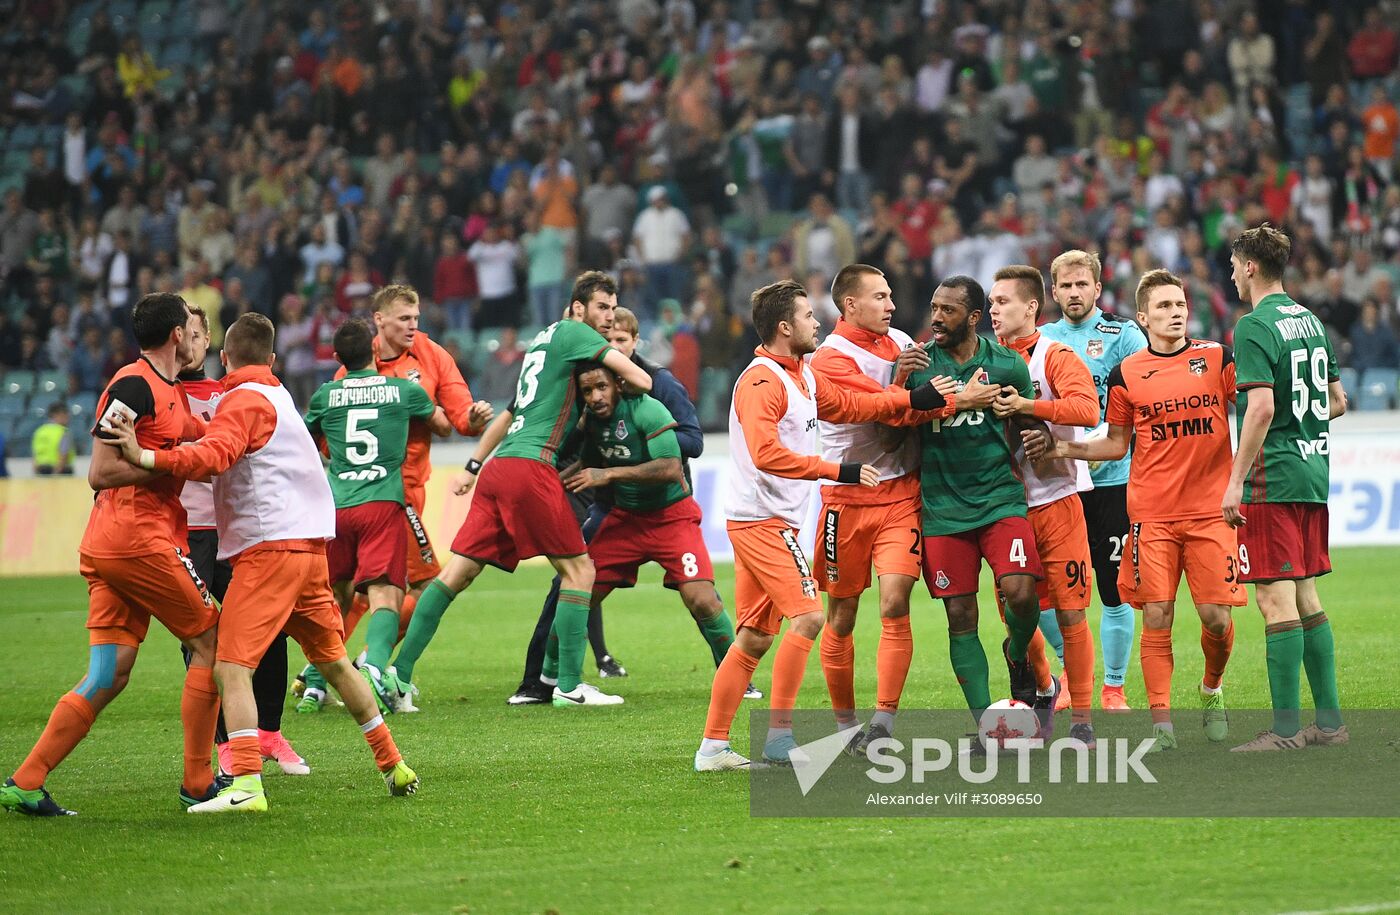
top-left (9, 416), bottom-right (43, 458)
top-left (0, 392), bottom-right (27, 418)
top-left (68, 391), bottom-right (98, 424)
top-left (1358, 368), bottom-right (1398, 411)
top-left (35, 370), bottom-right (68, 397)
top-left (3, 370), bottom-right (36, 396)
top-left (9, 124), bottom-right (38, 149)
top-left (1338, 367), bottom-right (1358, 404)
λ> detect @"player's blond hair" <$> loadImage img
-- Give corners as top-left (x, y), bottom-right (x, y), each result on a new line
top-left (1050, 249), bottom-right (1102, 285)
top-left (372, 284), bottom-right (419, 313)
top-left (186, 304), bottom-right (209, 334)
top-left (1134, 268), bottom-right (1185, 312)
top-left (612, 305), bottom-right (639, 338)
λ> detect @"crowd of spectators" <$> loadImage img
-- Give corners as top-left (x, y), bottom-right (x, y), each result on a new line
top-left (1, 0), bottom-right (1399, 431)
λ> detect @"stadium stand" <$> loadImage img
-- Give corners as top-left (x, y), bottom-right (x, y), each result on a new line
top-left (0, 0), bottom-right (1397, 434)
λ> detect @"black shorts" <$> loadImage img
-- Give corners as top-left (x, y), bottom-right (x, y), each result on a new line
top-left (1079, 484), bottom-right (1130, 607)
top-left (186, 527), bottom-right (232, 605)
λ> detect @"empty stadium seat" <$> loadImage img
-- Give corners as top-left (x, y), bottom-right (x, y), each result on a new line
top-left (1338, 367), bottom-right (1358, 403)
top-left (1357, 368), bottom-right (1398, 411)
top-left (3, 371), bottom-right (36, 396)
top-left (0, 392), bottom-right (27, 418)
top-left (35, 371), bottom-right (68, 397)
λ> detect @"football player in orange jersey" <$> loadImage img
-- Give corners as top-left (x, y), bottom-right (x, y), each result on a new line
top-left (2, 294), bottom-right (222, 816)
top-left (1027, 269), bottom-right (1241, 752)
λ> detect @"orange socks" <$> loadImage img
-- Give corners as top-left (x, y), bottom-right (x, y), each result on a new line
top-left (820, 630), bottom-right (856, 725)
top-left (361, 716), bottom-right (402, 772)
top-left (1201, 620), bottom-right (1234, 690)
top-left (13, 692), bottom-right (96, 791)
top-left (703, 645), bottom-right (761, 740)
top-left (1028, 627), bottom-right (1054, 693)
top-left (769, 631), bottom-right (816, 732)
top-left (343, 593), bottom-right (370, 641)
top-left (876, 615), bottom-right (913, 712)
top-left (1060, 621), bottom-right (1096, 724)
top-left (181, 665), bottom-right (221, 793)
top-left (226, 729), bottom-right (262, 776)
top-left (397, 591), bottom-right (420, 641)
top-left (1140, 628), bottom-right (1174, 725)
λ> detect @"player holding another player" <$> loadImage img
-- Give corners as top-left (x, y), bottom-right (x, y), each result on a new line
top-left (386, 271), bottom-right (653, 707)
top-left (327, 284), bottom-right (491, 708)
top-left (180, 306), bottom-right (307, 775)
top-left (695, 279), bottom-right (953, 771)
top-left (303, 319), bottom-right (456, 714)
top-left (1041, 250), bottom-right (1148, 710)
top-left (105, 314), bottom-right (419, 812)
top-left (556, 364), bottom-right (737, 682)
top-left (1028, 269), bottom-right (1240, 751)
top-left (988, 265), bottom-right (1100, 744)
top-left (1222, 225), bottom-right (1348, 751)
top-left (1, 293), bottom-right (221, 817)
top-left (808, 264), bottom-right (953, 751)
top-left (906, 277), bottom-right (1052, 731)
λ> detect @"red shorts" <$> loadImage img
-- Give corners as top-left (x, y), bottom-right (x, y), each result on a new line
top-left (813, 498), bottom-right (923, 598)
top-left (1237, 501), bottom-right (1331, 583)
top-left (728, 519), bottom-right (821, 635)
top-left (81, 547), bottom-right (218, 647)
top-left (403, 485), bottom-right (441, 585)
top-left (328, 500), bottom-right (408, 592)
top-left (1119, 517), bottom-right (1247, 608)
top-left (219, 544), bottom-right (345, 668)
top-left (1029, 495), bottom-right (1092, 612)
top-left (591, 498), bottom-right (714, 589)
top-left (451, 456), bottom-right (585, 571)
top-left (922, 515), bottom-right (1043, 599)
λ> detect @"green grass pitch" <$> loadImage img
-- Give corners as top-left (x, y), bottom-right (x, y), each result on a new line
top-left (2, 547), bottom-right (1399, 913)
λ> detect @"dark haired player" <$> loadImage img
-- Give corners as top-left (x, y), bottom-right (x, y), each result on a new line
top-left (1223, 225), bottom-right (1348, 751)
top-left (2, 293), bottom-right (221, 816)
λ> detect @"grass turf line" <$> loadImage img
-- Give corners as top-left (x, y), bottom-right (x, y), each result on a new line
top-left (1, 547), bottom-right (1398, 913)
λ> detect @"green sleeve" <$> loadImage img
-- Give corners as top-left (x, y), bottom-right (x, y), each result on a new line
top-left (303, 387), bottom-right (326, 433)
top-left (1324, 332), bottom-right (1340, 382)
top-left (636, 395), bottom-right (679, 436)
top-left (1234, 316), bottom-right (1278, 388)
top-left (1008, 355), bottom-right (1034, 399)
top-left (648, 427), bottom-right (681, 460)
top-left (405, 382), bottom-right (436, 419)
top-left (559, 319), bottom-right (614, 364)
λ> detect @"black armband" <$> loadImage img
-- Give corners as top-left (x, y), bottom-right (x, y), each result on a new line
top-left (837, 462), bottom-right (864, 484)
top-left (908, 381), bottom-right (948, 411)
top-left (465, 458), bottom-right (483, 474)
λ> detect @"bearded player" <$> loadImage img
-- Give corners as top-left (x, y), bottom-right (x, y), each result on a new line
top-left (905, 277), bottom-right (1053, 733)
top-left (1040, 250), bottom-right (1147, 710)
top-left (1029, 269), bottom-right (1240, 752)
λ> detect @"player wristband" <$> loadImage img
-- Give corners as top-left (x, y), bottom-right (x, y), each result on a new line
top-left (138, 448), bottom-right (156, 470)
top-left (837, 462), bottom-right (864, 484)
top-left (908, 382), bottom-right (948, 411)
top-left (465, 458), bottom-right (483, 474)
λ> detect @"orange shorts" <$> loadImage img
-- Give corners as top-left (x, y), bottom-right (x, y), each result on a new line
top-left (81, 548), bottom-right (218, 648)
top-left (813, 498), bottom-right (923, 598)
top-left (218, 544), bottom-right (346, 668)
top-left (1029, 495), bottom-right (1093, 612)
top-left (728, 519), bottom-right (821, 636)
top-left (404, 486), bottom-right (441, 585)
top-left (1118, 517), bottom-right (1247, 608)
